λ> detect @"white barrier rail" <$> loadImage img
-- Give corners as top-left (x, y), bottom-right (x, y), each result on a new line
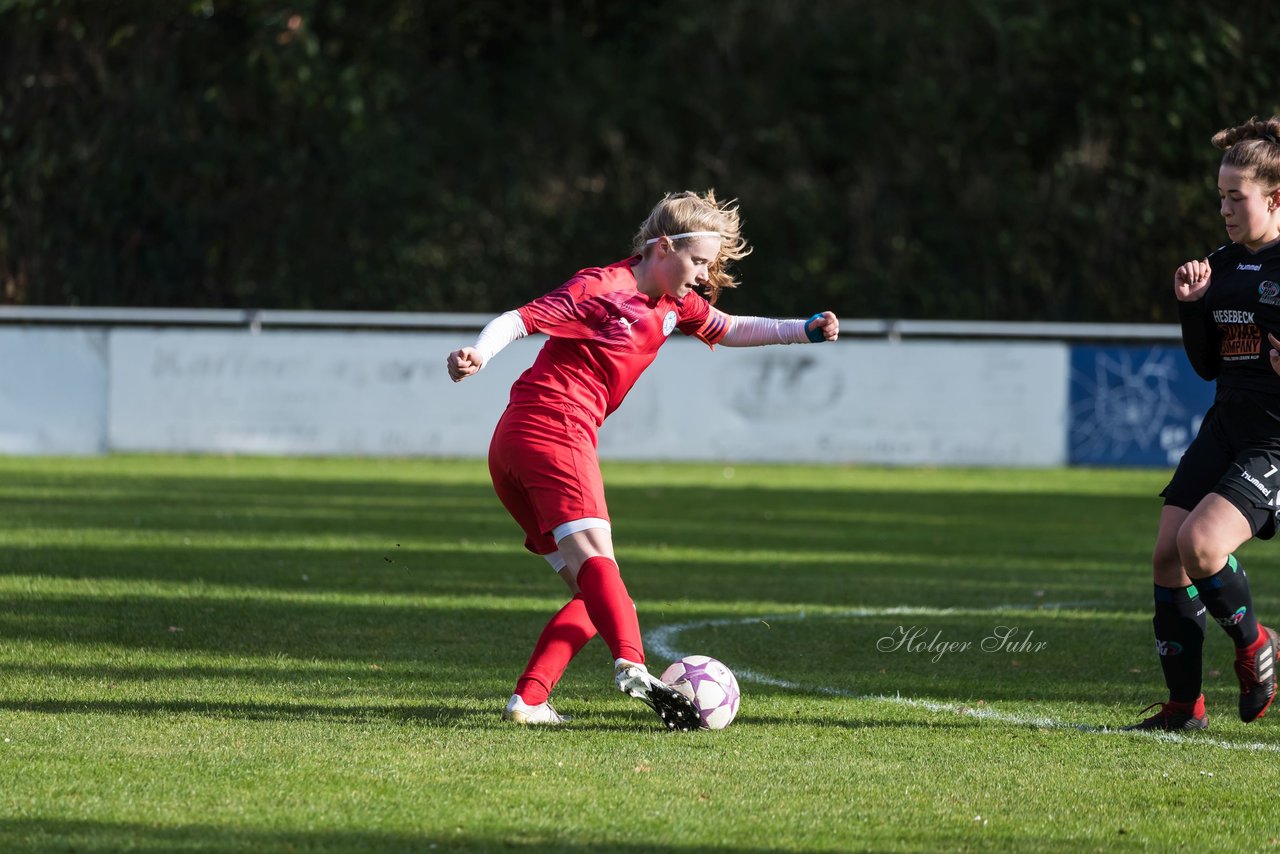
top-left (0, 308), bottom-right (1195, 464)
top-left (0, 306), bottom-right (1182, 341)
top-left (0, 306), bottom-right (494, 331)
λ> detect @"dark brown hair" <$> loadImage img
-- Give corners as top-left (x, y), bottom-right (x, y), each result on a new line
top-left (1213, 116), bottom-right (1280, 188)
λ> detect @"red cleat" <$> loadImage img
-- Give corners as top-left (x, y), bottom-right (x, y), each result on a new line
top-left (1123, 696), bottom-right (1209, 731)
top-left (1235, 625), bottom-right (1278, 723)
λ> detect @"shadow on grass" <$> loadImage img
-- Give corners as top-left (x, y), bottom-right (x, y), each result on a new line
top-left (0, 815), bottom-right (1156, 853)
top-left (0, 695), bottom-right (994, 735)
top-left (0, 593), bottom-right (535, 666)
top-left (0, 697), bottom-right (487, 724)
top-left (0, 818), bottom-right (824, 854)
top-left (0, 468), bottom-right (1180, 607)
top-left (0, 588), bottom-right (1167, 702)
top-left (3, 462), bottom-right (1272, 721)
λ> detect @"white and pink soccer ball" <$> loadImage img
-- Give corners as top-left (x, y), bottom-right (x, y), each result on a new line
top-left (660, 655), bottom-right (741, 730)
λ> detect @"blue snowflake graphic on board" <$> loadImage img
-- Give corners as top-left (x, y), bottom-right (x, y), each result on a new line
top-left (1068, 346), bottom-right (1214, 467)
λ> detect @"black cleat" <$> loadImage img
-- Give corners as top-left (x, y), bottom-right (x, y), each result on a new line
top-left (1235, 625), bottom-right (1278, 723)
top-left (615, 660), bottom-right (700, 731)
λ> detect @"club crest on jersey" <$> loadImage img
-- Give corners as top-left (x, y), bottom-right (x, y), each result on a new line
top-left (662, 310), bottom-right (677, 337)
top-left (1259, 281), bottom-right (1280, 307)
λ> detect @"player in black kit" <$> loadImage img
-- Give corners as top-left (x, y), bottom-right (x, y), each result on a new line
top-left (1128, 116), bottom-right (1280, 731)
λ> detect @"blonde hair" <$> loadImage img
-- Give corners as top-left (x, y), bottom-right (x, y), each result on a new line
top-left (631, 190), bottom-right (752, 304)
top-left (1213, 116), bottom-right (1280, 189)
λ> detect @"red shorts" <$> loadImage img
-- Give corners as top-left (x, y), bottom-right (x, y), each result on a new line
top-left (488, 403), bottom-right (609, 555)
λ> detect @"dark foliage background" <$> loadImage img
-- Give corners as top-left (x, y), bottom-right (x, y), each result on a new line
top-left (2, 0), bottom-right (1278, 320)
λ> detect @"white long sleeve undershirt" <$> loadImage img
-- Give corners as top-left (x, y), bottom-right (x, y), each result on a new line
top-left (470, 310), bottom-right (810, 365)
top-left (720, 315), bottom-right (809, 347)
top-left (472, 310), bottom-right (528, 367)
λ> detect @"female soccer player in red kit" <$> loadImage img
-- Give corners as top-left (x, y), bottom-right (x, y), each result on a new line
top-left (446, 190), bottom-right (839, 729)
top-left (1128, 117), bottom-right (1280, 731)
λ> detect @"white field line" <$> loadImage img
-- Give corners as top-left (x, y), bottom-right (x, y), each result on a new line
top-left (647, 604), bottom-right (1280, 754)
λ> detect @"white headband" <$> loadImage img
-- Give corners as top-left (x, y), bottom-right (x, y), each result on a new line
top-left (644, 231), bottom-right (721, 245)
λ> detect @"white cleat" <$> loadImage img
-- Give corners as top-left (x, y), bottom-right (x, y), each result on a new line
top-left (614, 659), bottom-right (700, 731)
top-left (501, 694), bottom-right (572, 725)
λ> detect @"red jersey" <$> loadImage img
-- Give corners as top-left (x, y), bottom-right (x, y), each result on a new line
top-left (510, 258), bottom-right (731, 426)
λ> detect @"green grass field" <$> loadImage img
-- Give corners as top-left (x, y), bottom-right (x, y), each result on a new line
top-left (3, 455), bottom-right (1279, 852)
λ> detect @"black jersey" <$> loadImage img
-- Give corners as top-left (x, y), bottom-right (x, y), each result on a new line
top-left (1178, 240), bottom-right (1280, 398)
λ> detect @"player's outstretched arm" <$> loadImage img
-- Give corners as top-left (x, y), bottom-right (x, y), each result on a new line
top-left (718, 311), bottom-right (839, 347)
top-left (1269, 333), bottom-right (1280, 378)
top-left (444, 310), bottom-right (528, 383)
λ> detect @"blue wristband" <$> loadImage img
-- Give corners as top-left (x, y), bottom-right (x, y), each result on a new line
top-left (805, 313), bottom-right (825, 343)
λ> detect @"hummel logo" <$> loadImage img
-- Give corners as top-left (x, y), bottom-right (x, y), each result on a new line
top-left (1242, 469), bottom-right (1272, 498)
top-left (1239, 263), bottom-right (1263, 271)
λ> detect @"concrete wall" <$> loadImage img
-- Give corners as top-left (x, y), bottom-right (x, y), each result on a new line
top-left (1, 321), bottom-right (1210, 466)
top-left (0, 328), bottom-right (108, 454)
top-left (1, 325), bottom-right (1071, 465)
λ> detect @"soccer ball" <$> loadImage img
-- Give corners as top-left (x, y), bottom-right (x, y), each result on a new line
top-left (659, 655), bottom-right (741, 730)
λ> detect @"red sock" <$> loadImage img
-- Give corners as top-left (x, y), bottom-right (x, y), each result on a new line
top-left (1240, 627), bottom-right (1270, 657)
top-left (513, 595), bottom-right (597, 706)
top-left (576, 555), bottom-right (644, 664)
top-left (1168, 695), bottom-right (1206, 717)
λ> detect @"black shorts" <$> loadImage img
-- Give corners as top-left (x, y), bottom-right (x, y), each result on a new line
top-left (1162, 397), bottom-right (1280, 540)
